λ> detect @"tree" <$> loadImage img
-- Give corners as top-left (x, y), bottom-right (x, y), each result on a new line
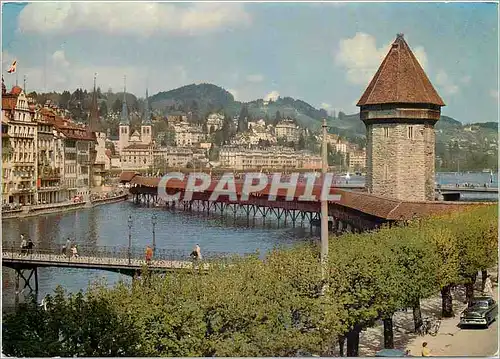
top-left (99, 101), bottom-right (108, 117)
top-left (297, 133), bottom-right (306, 150)
top-left (112, 99), bottom-right (122, 114)
top-left (238, 105), bottom-right (250, 133)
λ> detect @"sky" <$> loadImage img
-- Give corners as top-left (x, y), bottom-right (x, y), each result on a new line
top-left (2, 1), bottom-right (499, 123)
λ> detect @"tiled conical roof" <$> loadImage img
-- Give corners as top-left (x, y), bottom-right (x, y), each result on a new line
top-left (357, 34), bottom-right (445, 107)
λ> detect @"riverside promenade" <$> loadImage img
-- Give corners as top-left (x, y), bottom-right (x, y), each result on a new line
top-left (1, 193), bottom-right (128, 220)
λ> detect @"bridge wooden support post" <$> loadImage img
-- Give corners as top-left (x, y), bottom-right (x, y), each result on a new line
top-left (337, 220), bottom-right (343, 234)
top-left (14, 271), bottom-right (19, 307)
top-left (13, 267), bottom-right (39, 304)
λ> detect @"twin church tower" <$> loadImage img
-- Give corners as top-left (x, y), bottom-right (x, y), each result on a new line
top-left (118, 76), bottom-right (153, 153)
top-left (111, 34), bottom-right (443, 203)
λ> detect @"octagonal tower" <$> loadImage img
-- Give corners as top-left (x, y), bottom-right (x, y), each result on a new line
top-left (357, 34), bottom-right (445, 202)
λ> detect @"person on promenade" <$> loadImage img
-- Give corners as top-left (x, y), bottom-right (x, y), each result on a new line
top-left (145, 246), bottom-right (153, 265)
top-left (483, 274), bottom-right (494, 297)
top-left (26, 238), bottom-right (34, 255)
top-left (20, 235), bottom-right (27, 255)
top-left (421, 342), bottom-right (431, 357)
top-left (66, 238), bottom-right (71, 257)
top-left (71, 245), bottom-right (79, 258)
top-left (190, 244), bottom-right (202, 261)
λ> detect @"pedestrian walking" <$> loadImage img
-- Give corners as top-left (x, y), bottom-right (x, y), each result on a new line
top-left (71, 245), bottom-right (79, 258)
top-left (421, 342), bottom-right (431, 357)
top-left (190, 244), bottom-right (202, 261)
top-left (26, 238), bottom-right (34, 255)
top-left (66, 238), bottom-right (71, 257)
top-left (20, 235), bottom-right (27, 255)
top-left (483, 274), bottom-right (494, 297)
top-left (145, 246), bottom-right (153, 264)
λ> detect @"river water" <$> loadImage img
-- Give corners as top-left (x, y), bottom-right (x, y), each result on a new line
top-left (1, 172), bottom-right (497, 309)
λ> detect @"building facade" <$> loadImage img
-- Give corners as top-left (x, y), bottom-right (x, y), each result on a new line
top-left (219, 146), bottom-right (322, 170)
top-left (275, 119), bottom-right (300, 143)
top-left (357, 34), bottom-right (444, 201)
top-left (1, 78), bottom-right (101, 205)
top-left (2, 86), bottom-right (38, 204)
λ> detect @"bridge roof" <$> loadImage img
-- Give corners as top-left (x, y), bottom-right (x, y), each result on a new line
top-left (120, 171), bottom-right (140, 183)
top-left (130, 175), bottom-right (484, 221)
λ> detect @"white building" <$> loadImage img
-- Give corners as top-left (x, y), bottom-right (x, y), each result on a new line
top-left (173, 121), bottom-right (205, 147)
top-left (275, 119), bottom-right (301, 143)
top-left (219, 146), bottom-right (321, 170)
top-left (206, 113), bottom-right (224, 133)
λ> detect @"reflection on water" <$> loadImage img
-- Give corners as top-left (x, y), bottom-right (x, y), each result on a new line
top-left (2, 201), bottom-right (318, 308)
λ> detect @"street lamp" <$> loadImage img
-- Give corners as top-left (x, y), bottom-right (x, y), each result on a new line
top-left (152, 214), bottom-right (157, 254)
top-left (127, 215), bottom-right (132, 265)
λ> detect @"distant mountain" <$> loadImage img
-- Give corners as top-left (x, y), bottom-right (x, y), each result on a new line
top-left (149, 83), bottom-right (235, 114)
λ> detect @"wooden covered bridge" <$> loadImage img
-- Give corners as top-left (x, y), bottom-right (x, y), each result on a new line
top-left (121, 172), bottom-right (484, 233)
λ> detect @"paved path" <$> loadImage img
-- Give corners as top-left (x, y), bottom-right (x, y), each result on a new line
top-left (406, 276), bottom-right (498, 357)
top-left (358, 268), bottom-right (498, 357)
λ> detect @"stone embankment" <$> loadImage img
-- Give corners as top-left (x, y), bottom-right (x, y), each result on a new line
top-left (1, 193), bottom-right (128, 220)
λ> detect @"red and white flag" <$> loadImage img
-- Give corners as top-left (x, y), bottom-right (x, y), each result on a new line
top-left (7, 60), bottom-right (17, 74)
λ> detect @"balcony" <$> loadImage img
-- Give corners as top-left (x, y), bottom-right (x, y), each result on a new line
top-left (38, 166), bottom-right (61, 180)
top-left (10, 132), bottom-right (35, 138)
top-left (13, 162), bottom-right (35, 167)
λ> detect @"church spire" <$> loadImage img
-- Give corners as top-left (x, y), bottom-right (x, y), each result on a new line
top-left (143, 87), bottom-right (151, 124)
top-left (120, 75), bottom-right (129, 125)
top-left (89, 73), bottom-right (100, 132)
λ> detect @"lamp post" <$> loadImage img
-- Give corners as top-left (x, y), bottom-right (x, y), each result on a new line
top-left (152, 214), bottom-right (157, 254)
top-left (320, 118), bottom-right (329, 294)
top-left (127, 215), bottom-right (132, 265)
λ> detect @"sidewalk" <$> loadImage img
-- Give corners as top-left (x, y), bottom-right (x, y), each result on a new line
top-left (358, 268), bottom-right (499, 357)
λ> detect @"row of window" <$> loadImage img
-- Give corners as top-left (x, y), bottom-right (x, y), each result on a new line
top-left (382, 126), bottom-right (415, 139)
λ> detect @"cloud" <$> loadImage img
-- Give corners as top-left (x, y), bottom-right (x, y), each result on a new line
top-left (52, 50), bottom-right (70, 68)
top-left (460, 75), bottom-right (471, 84)
top-left (246, 74), bottom-right (264, 83)
top-left (335, 32), bottom-right (428, 85)
top-left (490, 89), bottom-right (499, 100)
top-left (435, 70), bottom-right (459, 95)
top-left (18, 3), bottom-right (251, 37)
top-left (228, 89), bottom-right (239, 101)
top-left (264, 90), bottom-right (280, 102)
top-left (3, 49), bottom-right (190, 96)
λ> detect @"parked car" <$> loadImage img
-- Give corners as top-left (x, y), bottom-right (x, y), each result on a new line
top-left (459, 296), bottom-right (498, 328)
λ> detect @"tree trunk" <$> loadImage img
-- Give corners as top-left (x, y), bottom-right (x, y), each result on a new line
top-left (383, 315), bottom-right (394, 349)
top-left (441, 285), bottom-right (454, 318)
top-left (465, 274), bottom-right (477, 307)
top-left (338, 335), bottom-right (345, 357)
top-left (412, 298), bottom-right (423, 332)
top-left (346, 326), bottom-right (361, 357)
top-left (481, 269), bottom-right (487, 292)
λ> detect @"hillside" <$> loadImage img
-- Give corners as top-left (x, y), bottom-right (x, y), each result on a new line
top-left (149, 83), bottom-right (235, 114)
top-left (27, 83), bottom-right (497, 149)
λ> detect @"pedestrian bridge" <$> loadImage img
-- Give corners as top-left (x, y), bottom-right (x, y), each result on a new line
top-left (2, 245), bottom-right (244, 278)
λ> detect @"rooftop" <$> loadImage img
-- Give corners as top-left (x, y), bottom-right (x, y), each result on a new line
top-left (357, 33), bottom-right (445, 107)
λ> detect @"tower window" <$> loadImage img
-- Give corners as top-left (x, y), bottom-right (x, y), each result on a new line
top-left (407, 126), bottom-right (414, 139)
top-left (384, 127), bottom-right (389, 137)
top-left (383, 164), bottom-right (388, 180)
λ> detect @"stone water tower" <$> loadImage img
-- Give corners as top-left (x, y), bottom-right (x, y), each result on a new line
top-left (357, 34), bottom-right (445, 201)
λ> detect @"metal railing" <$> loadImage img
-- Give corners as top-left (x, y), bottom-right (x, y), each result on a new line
top-left (1, 244), bottom-right (245, 269)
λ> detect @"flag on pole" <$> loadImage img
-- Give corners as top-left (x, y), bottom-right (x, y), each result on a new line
top-left (7, 60), bottom-right (17, 74)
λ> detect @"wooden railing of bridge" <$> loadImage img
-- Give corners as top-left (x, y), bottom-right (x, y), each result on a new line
top-left (2, 245), bottom-right (246, 275)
